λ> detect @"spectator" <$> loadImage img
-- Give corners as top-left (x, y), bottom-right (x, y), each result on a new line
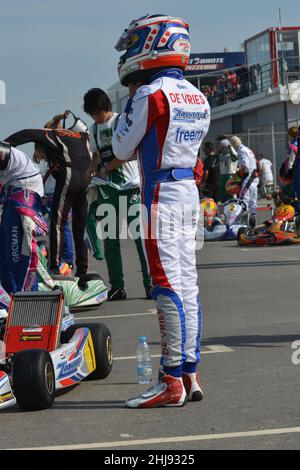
top-left (216, 74), bottom-right (227, 105)
top-left (202, 142), bottom-right (220, 201)
top-left (236, 65), bottom-right (249, 99)
top-left (258, 154), bottom-right (274, 197)
top-left (228, 70), bottom-right (238, 100)
top-left (249, 64), bottom-right (259, 93)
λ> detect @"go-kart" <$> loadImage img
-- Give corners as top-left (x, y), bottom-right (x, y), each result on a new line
top-left (200, 198), bottom-right (248, 241)
top-left (36, 243), bottom-right (108, 309)
top-left (0, 290), bottom-right (112, 411)
top-left (237, 203), bottom-right (300, 246)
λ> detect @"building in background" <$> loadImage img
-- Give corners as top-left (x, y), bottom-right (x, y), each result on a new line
top-left (245, 27), bottom-right (300, 88)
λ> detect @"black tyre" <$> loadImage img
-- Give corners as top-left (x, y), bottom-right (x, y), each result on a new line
top-left (13, 349), bottom-right (55, 411)
top-left (65, 323), bottom-right (113, 380)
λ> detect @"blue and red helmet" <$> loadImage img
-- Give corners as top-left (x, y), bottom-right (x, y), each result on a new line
top-left (115, 14), bottom-right (191, 86)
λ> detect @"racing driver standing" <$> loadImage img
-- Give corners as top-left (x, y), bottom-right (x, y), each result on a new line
top-left (112, 14), bottom-right (211, 408)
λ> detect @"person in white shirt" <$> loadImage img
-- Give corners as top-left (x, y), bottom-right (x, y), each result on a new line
top-left (258, 154), bottom-right (274, 197)
top-left (230, 136), bottom-right (259, 228)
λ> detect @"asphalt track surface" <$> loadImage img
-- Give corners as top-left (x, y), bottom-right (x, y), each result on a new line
top-left (1, 238), bottom-right (300, 451)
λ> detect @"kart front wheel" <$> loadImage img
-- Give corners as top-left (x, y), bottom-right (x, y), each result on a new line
top-left (65, 323), bottom-right (113, 380)
top-left (13, 349), bottom-right (55, 411)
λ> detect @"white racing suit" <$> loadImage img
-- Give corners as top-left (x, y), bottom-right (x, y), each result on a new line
top-left (112, 69), bottom-right (210, 377)
top-left (0, 146), bottom-right (46, 294)
top-left (237, 144), bottom-right (259, 217)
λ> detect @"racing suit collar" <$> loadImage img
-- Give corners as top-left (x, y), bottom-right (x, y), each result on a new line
top-left (151, 68), bottom-right (184, 82)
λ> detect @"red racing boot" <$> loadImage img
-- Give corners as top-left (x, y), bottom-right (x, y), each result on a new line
top-left (182, 372), bottom-right (204, 402)
top-left (125, 374), bottom-right (187, 408)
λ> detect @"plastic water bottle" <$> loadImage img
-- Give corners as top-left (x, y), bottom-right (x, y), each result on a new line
top-left (136, 336), bottom-right (152, 384)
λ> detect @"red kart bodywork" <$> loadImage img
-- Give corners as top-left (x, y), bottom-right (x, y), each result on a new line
top-left (238, 204), bottom-right (300, 246)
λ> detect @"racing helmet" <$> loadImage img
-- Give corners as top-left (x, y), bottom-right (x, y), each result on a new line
top-left (225, 174), bottom-right (243, 196)
top-left (63, 110), bottom-right (88, 133)
top-left (115, 14), bottom-right (191, 86)
top-left (200, 198), bottom-right (218, 228)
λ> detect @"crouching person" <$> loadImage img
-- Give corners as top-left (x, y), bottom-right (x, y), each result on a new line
top-left (0, 142), bottom-right (46, 294)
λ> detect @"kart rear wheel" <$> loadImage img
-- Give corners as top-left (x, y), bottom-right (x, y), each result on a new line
top-left (13, 349), bottom-right (55, 411)
top-left (65, 323), bottom-right (113, 380)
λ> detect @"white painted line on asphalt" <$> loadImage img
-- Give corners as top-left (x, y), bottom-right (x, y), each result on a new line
top-left (113, 345), bottom-right (233, 361)
top-left (206, 345), bottom-right (234, 353)
top-left (75, 309), bottom-right (157, 321)
top-left (14, 426), bottom-right (300, 450)
top-left (240, 246), bottom-right (298, 252)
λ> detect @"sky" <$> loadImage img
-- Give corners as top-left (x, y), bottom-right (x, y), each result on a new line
top-left (0, 0), bottom-right (299, 152)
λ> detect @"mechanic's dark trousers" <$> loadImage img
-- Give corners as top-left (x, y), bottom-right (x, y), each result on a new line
top-left (42, 194), bottom-right (74, 266)
top-left (50, 168), bottom-right (89, 276)
top-left (93, 186), bottom-right (151, 289)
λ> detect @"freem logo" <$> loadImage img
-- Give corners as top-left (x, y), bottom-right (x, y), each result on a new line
top-left (175, 128), bottom-right (203, 143)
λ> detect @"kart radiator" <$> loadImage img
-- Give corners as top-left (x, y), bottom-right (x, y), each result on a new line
top-left (4, 291), bottom-right (64, 354)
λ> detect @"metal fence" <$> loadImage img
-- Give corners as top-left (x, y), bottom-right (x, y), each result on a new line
top-left (207, 119), bottom-right (300, 187)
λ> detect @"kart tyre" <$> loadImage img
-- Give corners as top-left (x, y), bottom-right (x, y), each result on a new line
top-left (13, 349), bottom-right (55, 411)
top-left (65, 323), bottom-right (113, 380)
top-left (237, 226), bottom-right (247, 245)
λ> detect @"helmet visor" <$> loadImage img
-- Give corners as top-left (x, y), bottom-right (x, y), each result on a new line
top-left (115, 28), bottom-right (149, 56)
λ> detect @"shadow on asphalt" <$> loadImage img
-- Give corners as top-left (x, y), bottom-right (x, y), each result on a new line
top-left (52, 400), bottom-right (125, 409)
top-left (203, 334), bottom-right (300, 348)
top-left (91, 382), bottom-right (137, 386)
top-left (197, 260), bottom-right (300, 270)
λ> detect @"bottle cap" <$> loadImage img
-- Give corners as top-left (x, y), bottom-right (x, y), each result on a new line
top-left (138, 336), bottom-right (147, 343)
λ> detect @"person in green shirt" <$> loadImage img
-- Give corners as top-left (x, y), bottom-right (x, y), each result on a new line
top-left (83, 88), bottom-right (152, 301)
